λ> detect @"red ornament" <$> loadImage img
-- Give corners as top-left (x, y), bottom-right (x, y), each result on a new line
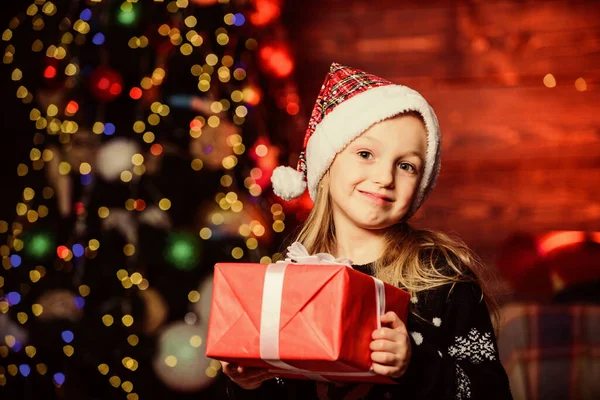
top-left (190, 119), bottom-right (203, 132)
top-left (286, 102), bottom-right (299, 115)
top-left (109, 82), bottom-right (122, 96)
top-left (89, 66), bottom-right (124, 102)
top-left (285, 91), bottom-right (300, 115)
top-left (97, 77), bottom-right (110, 90)
top-left (57, 246), bottom-right (69, 259)
top-left (243, 85), bottom-right (262, 106)
top-left (259, 44), bottom-right (294, 78)
top-left (44, 65), bottom-right (57, 79)
top-left (130, 87), bottom-right (143, 100)
top-left (75, 202), bottom-right (85, 215)
top-left (134, 199), bottom-right (147, 211)
top-left (65, 101), bottom-right (79, 116)
top-left (150, 144), bottom-right (163, 156)
top-left (249, 0), bottom-right (281, 26)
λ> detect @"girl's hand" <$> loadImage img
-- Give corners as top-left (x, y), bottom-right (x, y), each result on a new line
top-left (220, 361), bottom-right (278, 390)
top-left (370, 311), bottom-right (412, 378)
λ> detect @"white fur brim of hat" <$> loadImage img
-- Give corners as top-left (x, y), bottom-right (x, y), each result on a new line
top-left (272, 84), bottom-right (441, 219)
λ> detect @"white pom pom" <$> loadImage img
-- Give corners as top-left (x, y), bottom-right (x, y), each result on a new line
top-left (96, 138), bottom-right (140, 182)
top-left (271, 166), bottom-right (307, 200)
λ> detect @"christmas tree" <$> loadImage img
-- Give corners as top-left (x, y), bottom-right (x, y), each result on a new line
top-left (0, 0), bottom-right (310, 398)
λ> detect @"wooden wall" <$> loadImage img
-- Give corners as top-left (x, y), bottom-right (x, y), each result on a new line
top-left (283, 0), bottom-right (600, 274)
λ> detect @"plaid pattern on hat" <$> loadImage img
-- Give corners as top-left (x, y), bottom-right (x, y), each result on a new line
top-left (304, 63), bottom-right (393, 149)
top-left (296, 64), bottom-right (394, 178)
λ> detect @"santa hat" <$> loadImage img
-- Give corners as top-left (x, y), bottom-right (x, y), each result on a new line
top-left (271, 62), bottom-right (441, 220)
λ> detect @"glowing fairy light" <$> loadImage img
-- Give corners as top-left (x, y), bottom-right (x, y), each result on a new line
top-left (0, 0), bottom-right (297, 394)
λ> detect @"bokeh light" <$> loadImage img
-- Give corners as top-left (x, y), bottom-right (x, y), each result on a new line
top-left (165, 233), bottom-right (200, 271)
top-left (0, 0), bottom-right (300, 396)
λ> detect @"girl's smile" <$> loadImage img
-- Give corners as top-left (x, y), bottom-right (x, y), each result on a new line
top-left (358, 190), bottom-right (394, 205)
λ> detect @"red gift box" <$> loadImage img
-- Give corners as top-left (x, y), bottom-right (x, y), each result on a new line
top-left (206, 262), bottom-right (411, 383)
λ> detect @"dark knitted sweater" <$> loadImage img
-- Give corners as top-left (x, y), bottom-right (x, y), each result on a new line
top-left (225, 263), bottom-right (512, 400)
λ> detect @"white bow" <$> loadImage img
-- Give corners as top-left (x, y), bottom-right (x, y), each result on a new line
top-left (278, 242), bottom-right (353, 266)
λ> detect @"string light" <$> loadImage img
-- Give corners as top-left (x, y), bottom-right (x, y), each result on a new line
top-left (543, 73), bottom-right (556, 88)
top-left (0, 0), bottom-right (297, 395)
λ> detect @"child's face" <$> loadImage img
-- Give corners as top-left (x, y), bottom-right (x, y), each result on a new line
top-left (328, 114), bottom-right (427, 231)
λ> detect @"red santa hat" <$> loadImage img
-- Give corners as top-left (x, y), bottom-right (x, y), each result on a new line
top-left (271, 62), bottom-right (442, 220)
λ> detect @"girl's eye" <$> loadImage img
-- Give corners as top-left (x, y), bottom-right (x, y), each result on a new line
top-left (399, 162), bottom-right (416, 173)
top-left (357, 151), bottom-right (373, 159)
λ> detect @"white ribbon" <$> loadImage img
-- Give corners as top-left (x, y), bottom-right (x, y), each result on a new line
top-left (280, 241), bottom-right (354, 266)
top-left (259, 242), bottom-right (386, 381)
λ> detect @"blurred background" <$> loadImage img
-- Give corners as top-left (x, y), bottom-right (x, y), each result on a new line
top-left (0, 0), bottom-right (599, 399)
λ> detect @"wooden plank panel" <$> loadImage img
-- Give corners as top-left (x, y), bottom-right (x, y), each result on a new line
top-left (431, 168), bottom-right (600, 206)
top-left (283, 0), bottom-right (600, 257)
top-left (422, 86), bottom-right (600, 160)
top-left (288, 0), bottom-right (600, 87)
top-left (413, 164), bottom-right (600, 246)
top-left (458, 1), bottom-right (600, 36)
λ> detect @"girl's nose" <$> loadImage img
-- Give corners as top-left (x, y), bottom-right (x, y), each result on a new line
top-left (371, 162), bottom-right (395, 188)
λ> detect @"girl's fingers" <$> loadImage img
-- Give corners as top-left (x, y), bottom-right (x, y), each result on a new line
top-left (371, 351), bottom-right (398, 365)
top-left (221, 361), bottom-right (278, 389)
top-left (371, 327), bottom-right (404, 341)
top-left (224, 365), bottom-right (275, 380)
top-left (235, 368), bottom-right (275, 382)
top-left (369, 339), bottom-right (399, 353)
top-left (240, 372), bottom-right (278, 384)
top-left (379, 312), bottom-right (404, 329)
top-left (221, 361), bottom-right (237, 376)
top-left (235, 372), bottom-right (278, 390)
top-left (371, 362), bottom-right (402, 378)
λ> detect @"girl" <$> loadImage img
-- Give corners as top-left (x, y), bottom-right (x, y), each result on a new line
top-left (221, 63), bottom-right (512, 399)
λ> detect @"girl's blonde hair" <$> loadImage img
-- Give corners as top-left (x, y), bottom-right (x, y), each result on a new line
top-left (291, 144), bottom-right (500, 330)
